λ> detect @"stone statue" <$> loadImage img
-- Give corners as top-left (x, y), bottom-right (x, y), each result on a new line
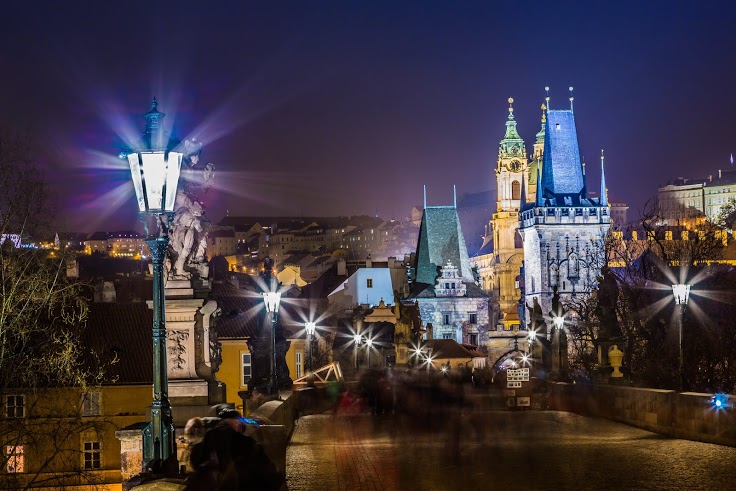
top-left (168, 138), bottom-right (214, 280)
top-left (549, 286), bottom-right (563, 320)
top-left (526, 297), bottom-right (545, 337)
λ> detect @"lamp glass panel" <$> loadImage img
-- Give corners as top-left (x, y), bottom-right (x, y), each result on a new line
top-left (262, 292), bottom-right (281, 313)
top-left (305, 322), bottom-right (316, 335)
top-left (140, 152), bottom-right (167, 211)
top-left (672, 284), bottom-right (691, 305)
top-left (127, 153), bottom-right (146, 212)
top-left (164, 152), bottom-right (183, 212)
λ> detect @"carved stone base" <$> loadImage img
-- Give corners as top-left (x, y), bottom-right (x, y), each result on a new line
top-left (169, 379), bottom-right (209, 399)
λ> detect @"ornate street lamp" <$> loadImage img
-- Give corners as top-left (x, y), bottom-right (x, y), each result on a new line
top-left (304, 321), bottom-right (317, 373)
top-left (672, 283), bottom-right (691, 391)
top-left (126, 98), bottom-right (182, 467)
top-left (553, 316), bottom-right (564, 330)
top-left (262, 291), bottom-right (282, 395)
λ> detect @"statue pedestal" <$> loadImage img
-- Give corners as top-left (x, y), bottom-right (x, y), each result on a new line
top-left (165, 279), bottom-right (195, 299)
top-left (146, 279), bottom-right (224, 422)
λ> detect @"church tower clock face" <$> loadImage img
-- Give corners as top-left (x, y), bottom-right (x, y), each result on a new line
top-left (508, 160), bottom-right (521, 172)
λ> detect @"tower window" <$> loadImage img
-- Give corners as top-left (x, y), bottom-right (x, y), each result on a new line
top-left (512, 180), bottom-right (521, 200)
top-left (556, 123), bottom-right (561, 130)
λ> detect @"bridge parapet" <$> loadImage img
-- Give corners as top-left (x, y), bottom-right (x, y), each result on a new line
top-left (549, 382), bottom-right (736, 447)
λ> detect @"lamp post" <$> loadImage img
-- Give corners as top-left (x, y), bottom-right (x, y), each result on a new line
top-left (365, 338), bottom-right (373, 368)
top-left (305, 321), bottom-right (316, 373)
top-left (263, 291), bottom-right (282, 396)
top-left (353, 334), bottom-right (362, 371)
top-left (126, 98), bottom-right (182, 467)
top-left (672, 284), bottom-right (691, 392)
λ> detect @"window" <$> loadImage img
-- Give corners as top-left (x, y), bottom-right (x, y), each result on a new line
top-left (241, 353), bottom-right (252, 386)
top-left (5, 395), bottom-right (24, 418)
top-left (469, 334), bottom-right (478, 346)
top-left (83, 441), bottom-right (101, 470)
top-left (296, 352), bottom-right (303, 378)
top-left (5, 445), bottom-right (24, 473)
top-left (469, 313), bottom-right (477, 324)
top-left (366, 278), bottom-right (373, 288)
top-left (511, 180), bottom-right (521, 200)
top-left (82, 392), bottom-right (102, 417)
top-left (442, 333), bottom-right (453, 339)
top-left (443, 314), bottom-right (450, 325)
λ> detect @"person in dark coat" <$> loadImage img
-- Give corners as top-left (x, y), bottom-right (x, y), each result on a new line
top-left (185, 409), bottom-right (284, 491)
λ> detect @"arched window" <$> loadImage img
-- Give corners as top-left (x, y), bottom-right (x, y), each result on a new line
top-left (511, 180), bottom-right (521, 200)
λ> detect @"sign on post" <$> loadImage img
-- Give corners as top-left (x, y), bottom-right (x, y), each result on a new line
top-left (507, 368), bottom-right (529, 388)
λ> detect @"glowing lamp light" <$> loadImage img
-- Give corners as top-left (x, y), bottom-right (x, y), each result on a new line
top-left (365, 339), bottom-right (373, 347)
top-left (521, 353), bottom-right (529, 364)
top-left (712, 394), bottom-right (728, 410)
top-left (304, 321), bottom-right (317, 336)
top-left (353, 334), bottom-right (362, 345)
top-left (262, 291), bottom-right (281, 313)
top-left (672, 284), bottom-right (691, 305)
top-left (553, 316), bottom-right (564, 329)
top-left (528, 330), bottom-right (537, 341)
top-left (440, 366), bottom-right (448, 373)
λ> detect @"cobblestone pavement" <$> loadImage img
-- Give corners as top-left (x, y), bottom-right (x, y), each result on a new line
top-left (286, 410), bottom-right (736, 491)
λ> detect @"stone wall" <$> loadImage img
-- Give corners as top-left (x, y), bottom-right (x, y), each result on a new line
top-left (549, 382), bottom-right (736, 447)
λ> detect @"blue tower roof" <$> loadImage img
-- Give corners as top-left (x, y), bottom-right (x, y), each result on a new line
top-left (540, 110), bottom-right (585, 199)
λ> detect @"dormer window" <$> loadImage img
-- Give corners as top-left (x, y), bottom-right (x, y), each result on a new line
top-left (556, 123), bottom-right (561, 130)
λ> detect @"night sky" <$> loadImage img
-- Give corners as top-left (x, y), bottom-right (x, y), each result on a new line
top-left (1, 1), bottom-right (735, 232)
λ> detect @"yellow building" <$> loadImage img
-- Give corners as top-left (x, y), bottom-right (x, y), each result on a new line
top-left (1, 301), bottom-right (157, 490)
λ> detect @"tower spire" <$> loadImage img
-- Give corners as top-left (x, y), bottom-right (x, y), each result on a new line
top-left (545, 86), bottom-right (550, 110)
top-left (600, 149), bottom-right (608, 206)
top-left (423, 185), bottom-right (427, 208)
top-left (569, 86), bottom-right (574, 112)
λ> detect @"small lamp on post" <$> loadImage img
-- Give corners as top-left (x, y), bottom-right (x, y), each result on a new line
top-left (126, 98), bottom-right (182, 468)
top-left (672, 284), bottom-right (691, 391)
top-left (553, 316), bottom-right (564, 330)
top-left (262, 291), bottom-right (282, 396)
top-left (304, 321), bottom-right (317, 373)
top-left (353, 333), bottom-right (362, 371)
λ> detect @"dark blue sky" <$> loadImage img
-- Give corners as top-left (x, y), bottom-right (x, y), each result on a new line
top-left (1, 1), bottom-right (735, 231)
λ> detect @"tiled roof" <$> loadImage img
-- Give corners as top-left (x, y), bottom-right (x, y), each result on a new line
top-left (424, 339), bottom-right (483, 359)
top-left (82, 302), bottom-right (153, 385)
top-left (541, 110), bottom-right (585, 197)
top-left (414, 206), bottom-right (474, 285)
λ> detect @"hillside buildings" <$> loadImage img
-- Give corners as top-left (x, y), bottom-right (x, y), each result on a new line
top-left (657, 166), bottom-right (736, 224)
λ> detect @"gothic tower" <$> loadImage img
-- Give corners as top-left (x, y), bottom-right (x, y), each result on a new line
top-left (491, 98), bottom-right (527, 316)
top-left (518, 92), bottom-right (611, 336)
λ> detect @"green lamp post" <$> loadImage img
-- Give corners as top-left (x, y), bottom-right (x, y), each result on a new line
top-left (126, 98), bottom-right (183, 468)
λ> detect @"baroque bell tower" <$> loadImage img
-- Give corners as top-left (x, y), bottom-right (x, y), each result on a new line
top-left (491, 98), bottom-right (527, 316)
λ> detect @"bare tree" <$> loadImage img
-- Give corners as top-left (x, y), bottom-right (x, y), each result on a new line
top-left (0, 131), bottom-right (113, 489)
